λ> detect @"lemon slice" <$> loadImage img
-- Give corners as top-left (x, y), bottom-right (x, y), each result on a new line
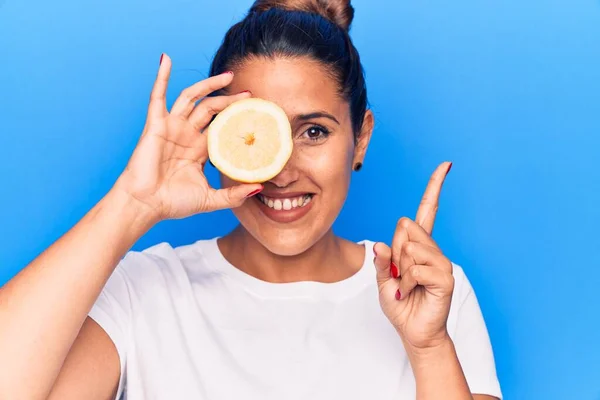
top-left (207, 98), bottom-right (293, 183)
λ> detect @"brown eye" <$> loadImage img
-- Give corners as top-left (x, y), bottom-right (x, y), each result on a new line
top-left (302, 125), bottom-right (330, 141)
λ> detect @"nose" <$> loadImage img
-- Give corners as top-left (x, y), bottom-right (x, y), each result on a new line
top-left (267, 151), bottom-right (301, 188)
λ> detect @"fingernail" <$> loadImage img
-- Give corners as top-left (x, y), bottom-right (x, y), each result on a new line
top-left (225, 71), bottom-right (234, 76)
top-left (159, 53), bottom-right (164, 65)
top-left (373, 245), bottom-right (378, 257)
top-left (241, 90), bottom-right (252, 95)
top-left (246, 188), bottom-right (262, 198)
top-left (395, 289), bottom-right (401, 300)
top-left (447, 162), bottom-right (453, 175)
top-left (390, 262), bottom-right (399, 279)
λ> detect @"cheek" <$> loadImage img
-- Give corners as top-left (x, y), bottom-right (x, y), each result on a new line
top-left (296, 139), bottom-right (354, 188)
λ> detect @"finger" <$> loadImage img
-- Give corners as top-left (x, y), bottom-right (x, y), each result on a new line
top-left (188, 91), bottom-right (252, 132)
top-left (170, 71), bottom-right (235, 118)
top-left (205, 183), bottom-right (264, 211)
top-left (373, 242), bottom-right (394, 285)
top-left (397, 264), bottom-right (454, 300)
top-left (399, 241), bottom-right (450, 279)
top-left (391, 217), bottom-right (439, 271)
top-left (414, 161), bottom-right (452, 235)
top-left (147, 53), bottom-right (172, 121)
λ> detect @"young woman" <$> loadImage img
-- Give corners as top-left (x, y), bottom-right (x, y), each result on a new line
top-left (0, 1), bottom-right (502, 399)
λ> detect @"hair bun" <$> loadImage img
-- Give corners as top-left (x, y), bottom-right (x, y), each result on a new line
top-left (250, 0), bottom-right (355, 32)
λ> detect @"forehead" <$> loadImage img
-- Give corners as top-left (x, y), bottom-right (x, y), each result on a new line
top-left (228, 57), bottom-right (347, 118)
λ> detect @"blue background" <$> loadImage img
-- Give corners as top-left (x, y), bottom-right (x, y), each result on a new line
top-left (1, 0), bottom-right (599, 398)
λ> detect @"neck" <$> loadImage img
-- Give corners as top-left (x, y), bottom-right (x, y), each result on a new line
top-left (218, 226), bottom-right (362, 284)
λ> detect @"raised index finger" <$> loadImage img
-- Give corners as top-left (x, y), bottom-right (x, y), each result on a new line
top-left (414, 161), bottom-right (452, 234)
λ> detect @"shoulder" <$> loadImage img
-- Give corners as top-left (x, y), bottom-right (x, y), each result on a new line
top-left (447, 261), bottom-right (488, 333)
top-left (446, 263), bottom-right (502, 398)
top-left (113, 237), bottom-right (222, 290)
top-left (450, 262), bottom-right (473, 304)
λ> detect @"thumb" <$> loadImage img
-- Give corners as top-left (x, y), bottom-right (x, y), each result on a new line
top-left (207, 184), bottom-right (263, 211)
top-left (373, 242), bottom-right (396, 286)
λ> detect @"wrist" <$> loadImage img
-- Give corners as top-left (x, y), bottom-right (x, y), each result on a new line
top-left (100, 187), bottom-right (160, 236)
top-left (403, 334), bottom-right (473, 399)
top-left (403, 332), bottom-right (454, 367)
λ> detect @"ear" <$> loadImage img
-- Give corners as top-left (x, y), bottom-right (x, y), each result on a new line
top-left (353, 109), bottom-right (374, 167)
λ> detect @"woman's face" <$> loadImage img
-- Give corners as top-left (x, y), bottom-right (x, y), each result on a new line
top-left (221, 56), bottom-right (372, 256)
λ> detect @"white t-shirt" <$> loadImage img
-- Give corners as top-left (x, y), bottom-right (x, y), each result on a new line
top-left (89, 238), bottom-right (502, 400)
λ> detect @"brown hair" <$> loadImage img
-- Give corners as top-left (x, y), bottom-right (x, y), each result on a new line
top-left (250, 0), bottom-right (355, 32)
top-left (209, 0), bottom-right (368, 137)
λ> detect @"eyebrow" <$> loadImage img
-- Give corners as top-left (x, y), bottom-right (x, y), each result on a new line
top-left (294, 112), bottom-right (340, 125)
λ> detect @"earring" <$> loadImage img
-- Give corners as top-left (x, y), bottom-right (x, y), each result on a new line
top-left (353, 162), bottom-right (363, 171)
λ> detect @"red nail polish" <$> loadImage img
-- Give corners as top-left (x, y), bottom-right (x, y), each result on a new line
top-left (395, 289), bottom-right (401, 300)
top-left (159, 54), bottom-right (164, 65)
top-left (225, 71), bottom-right (234, 75)
top-left (246, 188), bottom-right (262, 198)
top-left (241, 90), bottom-right (252, 95)
top-left (390, 262), bottom-right (399, 279)
top-left (447, 162), bottom-right (453, 175)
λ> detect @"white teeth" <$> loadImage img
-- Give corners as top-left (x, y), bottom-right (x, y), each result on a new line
top-left (283, 199), bottom-right (292, 210)
top-left (259, 194), bottom-right (313, 210)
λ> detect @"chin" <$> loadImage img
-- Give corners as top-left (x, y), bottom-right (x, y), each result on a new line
top-left (254, 228), bottom-right (324, 257)
top-left (232, 195), bottom-right (332, 257)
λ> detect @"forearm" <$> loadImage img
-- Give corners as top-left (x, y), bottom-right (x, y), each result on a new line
top-left (0, 188), bottom-right (156, 398)
top-left (406, 336), bottom-right (473, 400)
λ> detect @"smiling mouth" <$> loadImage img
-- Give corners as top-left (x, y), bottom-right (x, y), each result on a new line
top-left (256, 194), bottom-right (314, 211)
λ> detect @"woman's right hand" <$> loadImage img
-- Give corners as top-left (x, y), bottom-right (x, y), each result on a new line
top-left (112, 53), bottom-right (262, 223)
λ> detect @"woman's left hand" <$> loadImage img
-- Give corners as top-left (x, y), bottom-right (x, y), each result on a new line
top-left (374, 162), bottom-right (455, 352)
